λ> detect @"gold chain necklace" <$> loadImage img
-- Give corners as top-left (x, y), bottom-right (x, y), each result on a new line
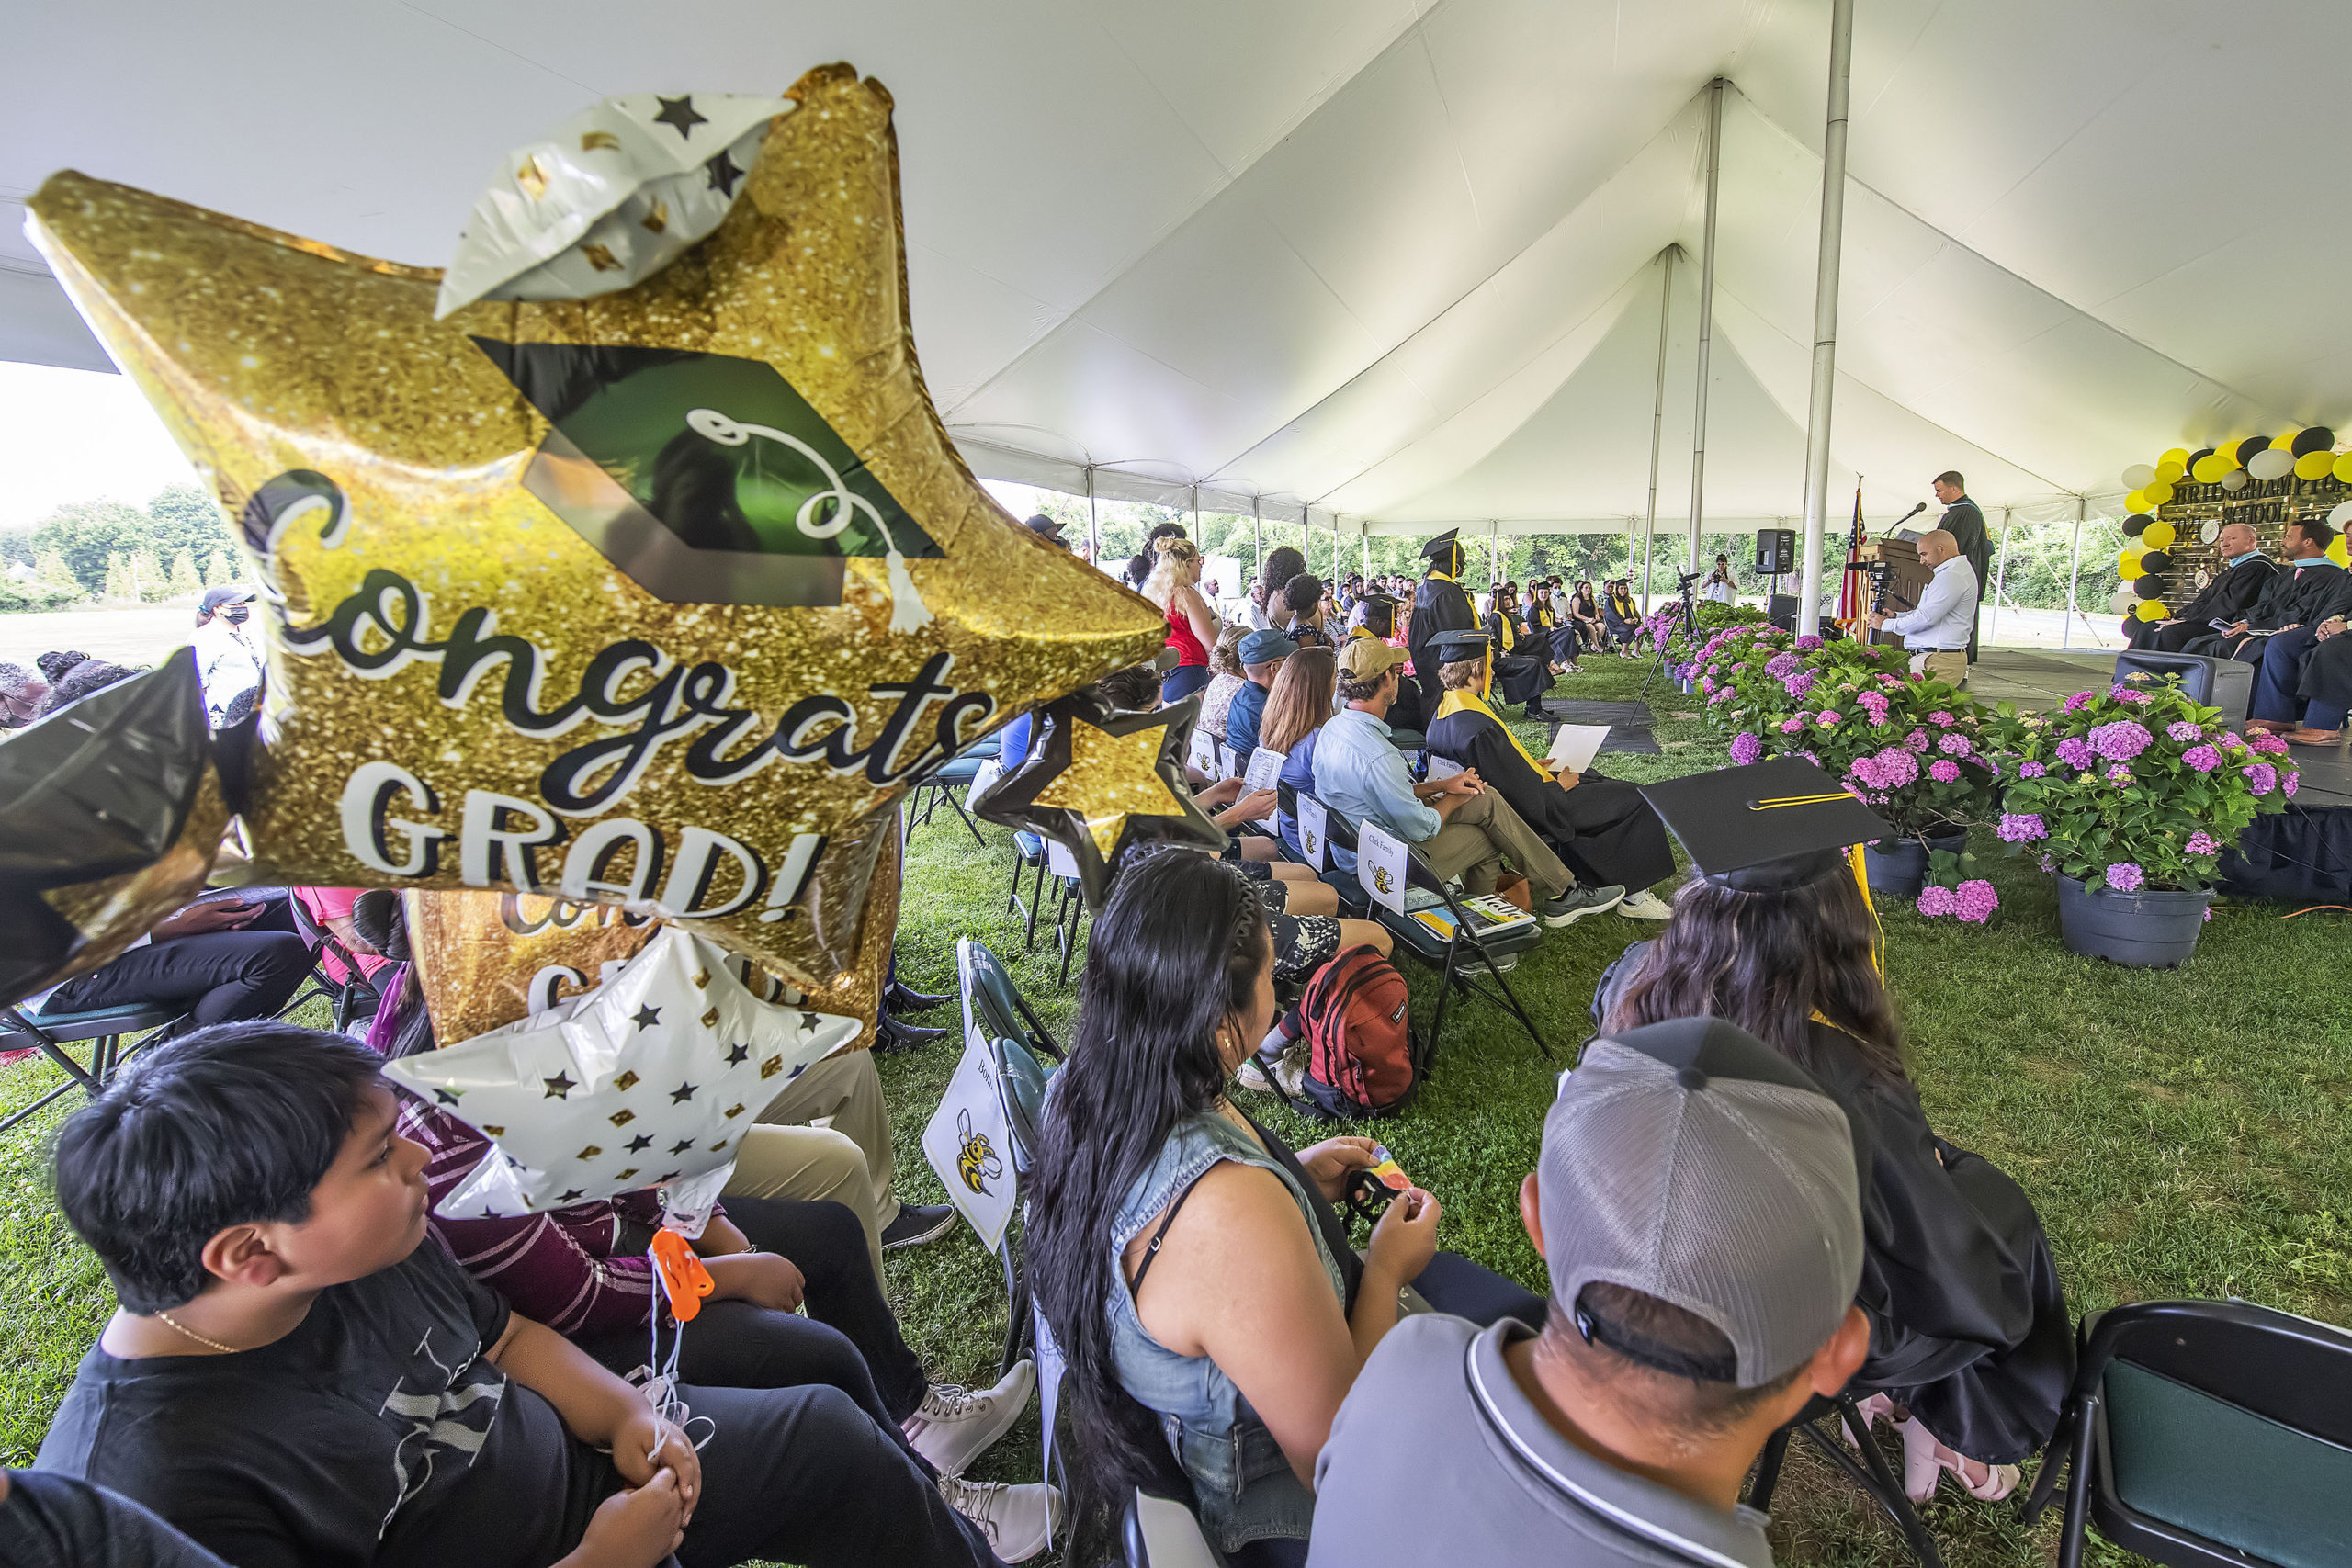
top-left (154, 1310), bottom-right (240, 1354)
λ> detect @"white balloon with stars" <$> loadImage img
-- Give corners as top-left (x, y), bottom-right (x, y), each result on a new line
top-left (387, 926), bottom-right (860, 1230)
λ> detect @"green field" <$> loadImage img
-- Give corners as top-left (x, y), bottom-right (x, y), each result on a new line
top-left (5, 654), bottom-right (2347, 1566)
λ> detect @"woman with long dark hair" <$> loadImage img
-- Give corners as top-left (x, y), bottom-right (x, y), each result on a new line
top-left (1242, 547), bottom-right (1308, 633)
top-left (1030, 855), bottom-right (1541, 1562)
top-left (1598, 763), bottom-right (2073, 1507)
top-left (1567, 579), bottom-right (1605, 658)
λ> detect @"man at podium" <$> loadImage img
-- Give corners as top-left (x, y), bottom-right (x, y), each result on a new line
top-left (1933, 470), bottom-right (1993, 660)
top-left (1869, 528), bottom-right (1979, 689)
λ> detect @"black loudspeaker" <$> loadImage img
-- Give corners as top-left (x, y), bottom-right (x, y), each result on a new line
top-left (1755, 528), bottom-right (1796, 575)
top-left (1767, 594), bottom-right (1800, 631)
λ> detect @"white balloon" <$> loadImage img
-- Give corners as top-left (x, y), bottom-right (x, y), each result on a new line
top-left (2109, 585), bottom-right (2138, 615)
top-left (2220, 468), bottom-right (2250, 491)
top-left (2199, 519), bottom-right (2221, 543)
top-left (2247, 448), bottom-right (2295, 481)
top-left (2121, 463), bottom-right (2156, 490)
top-left (2329, 500), bottom-right (2352, 528)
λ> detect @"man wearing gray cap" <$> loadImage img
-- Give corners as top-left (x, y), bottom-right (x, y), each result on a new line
top-left (1307, 1018), bottom-right (1871, 1568)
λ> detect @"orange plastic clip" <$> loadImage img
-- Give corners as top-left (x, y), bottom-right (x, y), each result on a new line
top-left (649, 1229), bottom-right (714, 1324)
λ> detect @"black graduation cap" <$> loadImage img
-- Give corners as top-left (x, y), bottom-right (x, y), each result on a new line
top-left (1418, 529), bottom-right (1461, 561)
top-left (1426, 627), bottom-right (1493, 661)
top-left (1637, 758), bottom-right (1892, 893)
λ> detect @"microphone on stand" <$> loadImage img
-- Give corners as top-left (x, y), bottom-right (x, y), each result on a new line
top-left (1885, 501), bottom-right (1927, 536)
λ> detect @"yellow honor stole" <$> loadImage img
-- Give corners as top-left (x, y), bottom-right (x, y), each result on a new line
top-left (1434, 687), bottom-right (1549, 776)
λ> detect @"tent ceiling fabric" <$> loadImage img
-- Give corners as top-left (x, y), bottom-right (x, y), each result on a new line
top-left (8, 0), bottom-right (2347, 533)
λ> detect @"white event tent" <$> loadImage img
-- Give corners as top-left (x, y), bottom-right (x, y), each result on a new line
top-left (5, 0), bottom-right (2345, 592)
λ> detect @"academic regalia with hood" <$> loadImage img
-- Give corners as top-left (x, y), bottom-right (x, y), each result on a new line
top-left (1601, 761), bottom-right (2075, 1465)
top-left (1423, 677), bottom-right (1675, 893)
top-left (1476, 609), bottom-right (1551, 710)
top-left (2127, 552), bottom-right (2278, 650)
top-left (1408, 531), bottom-right (1476, 718)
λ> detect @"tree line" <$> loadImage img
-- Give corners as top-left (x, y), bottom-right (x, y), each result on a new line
top-left (0, 484), bottom-right (249, 613)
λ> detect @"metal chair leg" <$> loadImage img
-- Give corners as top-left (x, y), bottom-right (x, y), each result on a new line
top-left (1791, 1398), bottom-right (1943, 1568)
top-left (943, 786), bottom-right (987, 847)
top-left (1475, 944), bottom-right (1554, 1058)
top-left (1747, 1426), bottom-right (1792, 1510)
top-left (2054, 1394), bottom-right (2099, 1568)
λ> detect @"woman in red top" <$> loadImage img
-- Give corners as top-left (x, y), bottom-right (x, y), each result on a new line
top-left (1143, 536), bottom-right (1220, 704)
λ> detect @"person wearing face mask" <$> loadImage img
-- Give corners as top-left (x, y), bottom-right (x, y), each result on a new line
top-left (190, 586), bottom-right (264, 728)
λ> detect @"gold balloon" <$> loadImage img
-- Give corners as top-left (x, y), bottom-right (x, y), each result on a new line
top-left (2272, 433), bottom-right (2298, 450)
top-left (409, 811), bottom-right (900, 1044)
top-left (2118, 552), bottom-right (2145, 581)
top-left (2123, 489), bottom-right (2148, 514)
top-left (2160, 447), bottom-right (2191, 468)
top-left (2297, 450), bottom-right (2337, 481)
top-left (2192, 455), bottom-right (2227, 483)
top-left (2333, 536), bottom-right (2352, 568)
top-left (2133, 600), bottom-right (2166, 622)
top-left (2144, 480), bottom-right (2176, 505)
top-left (2335, 453), bottom-right (2352, 485)
top-left (2154, 462), bottom-right (2186, 485)
top-left (25, 65), bottom-right (1163, 991)
top-left (2141, 520), bottom-right (2177, 550)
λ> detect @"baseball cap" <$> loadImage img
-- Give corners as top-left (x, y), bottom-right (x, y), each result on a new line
top-left (1638, 758), bottom-right (1891, 894)
top-left (1540, 1016), bottom-right (1865, 1387)
top-left (1335, 638), bottom-right (1408, 680)
top-left (1238, 628), bottom-right (1297, 667)
top-left (199, 585), bottom-right (256, 612)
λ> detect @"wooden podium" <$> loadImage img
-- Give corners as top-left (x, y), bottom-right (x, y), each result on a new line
top-left (1860, 537), bottom-right (1932, 650)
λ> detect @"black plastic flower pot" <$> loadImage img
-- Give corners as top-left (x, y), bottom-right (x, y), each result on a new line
top-left (2054, 874), bottom-right (2211, 968)
top-left (1863, 829), bottom-right (1969, 898)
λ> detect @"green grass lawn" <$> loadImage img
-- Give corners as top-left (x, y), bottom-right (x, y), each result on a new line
top-left (5, 652), bottom-right (2348, 1567)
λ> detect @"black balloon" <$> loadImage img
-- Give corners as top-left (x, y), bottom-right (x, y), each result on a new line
top-left (2122, 513), bottom-right (2150, 537)
top-left (2133, 576), bottom-right (2165, 600)
top-left (2139, 549), bottom-right (2174, 574)
top-left (2235, 435), bottom-right (2272, 467)
top-left (0, 648), bottom-right (219, 1004)
top-left (971, 689), bottom-right (1227, 909)
top-left (2294, 426), bottom-right (2336, 457)
top-left (2188, 447), bottom-right (2215, 472)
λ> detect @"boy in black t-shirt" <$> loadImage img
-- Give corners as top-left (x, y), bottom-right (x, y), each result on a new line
top-left (35, 1021), bottom-right (1000, 1568)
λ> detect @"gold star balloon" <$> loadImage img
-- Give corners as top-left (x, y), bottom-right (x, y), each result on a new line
top-left (974, 691), bottom-right (1225, 907)
top-left (407, 810), bottom-right (902, 1043)
top-left (24, 64), bottom-right (1161, 992)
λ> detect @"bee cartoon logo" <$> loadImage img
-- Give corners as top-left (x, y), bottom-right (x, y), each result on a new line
top-left (1304, 828), bottom-right (1319, 856)
top-left (956, 1109), bottom-right (1003, 1197)
top-left (1372, 864), bottom-right (1394, 897)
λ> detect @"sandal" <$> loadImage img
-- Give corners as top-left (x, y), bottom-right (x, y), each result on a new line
top-left (2280, 728), bottom-right (2342, 745)
top-left (1895, 1416), bottom-right (2018, 1503)
top-left (1838, 1393), bottom-right (1898, 1450)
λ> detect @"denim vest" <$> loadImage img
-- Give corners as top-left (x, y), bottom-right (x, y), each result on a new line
top-left (1106, 1111), bottom-right (1347, 1551)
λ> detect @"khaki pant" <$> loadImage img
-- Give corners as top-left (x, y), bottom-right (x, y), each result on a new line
top-left (732, 1051), bottom-right (899, 1280)
top-left (1916, 649), bottom-right (1968, 688)
top-left (1419, 788), bottom-right (1573, 899)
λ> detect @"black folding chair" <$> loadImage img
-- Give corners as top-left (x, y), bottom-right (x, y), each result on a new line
top-left (2018, 1298), bottom-right (2352, 1568)
top-left (957, 937), bottom-right (1064, 1062)
top-left (1747, 1392), bottom-right (1945, 1568)
top-left (907, 736), bottom-right (996, 845)
top-left (982, 1029), bottom-right (1057, 1376)
top-left (1, 1001), bottom-right (186, 1134)
top-left (1004, 830), bottom-right (1050, 952)
top-left (1308, 793), bottom-right (1554, 1062)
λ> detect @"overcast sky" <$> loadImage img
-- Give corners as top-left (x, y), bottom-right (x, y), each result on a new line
top-left (0, 361), bottom-right (200, 534)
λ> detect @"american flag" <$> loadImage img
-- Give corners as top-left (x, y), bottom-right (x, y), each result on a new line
top-left (1835, 485), bottom-right (1867, 634)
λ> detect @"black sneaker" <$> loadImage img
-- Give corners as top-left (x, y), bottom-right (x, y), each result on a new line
top-left (1538, 884), bottom-right (1625, 926)
top-left (882, 1202), bottom-right (959, 1249)
top-left (874, 1014), bottom-right (950, 1053)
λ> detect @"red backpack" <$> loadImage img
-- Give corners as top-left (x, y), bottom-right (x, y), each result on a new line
top-left (1293, 946), bottom-right (1424, 1121)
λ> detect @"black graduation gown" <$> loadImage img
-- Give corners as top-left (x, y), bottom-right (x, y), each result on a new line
top-left (2297, 627), bottom-right (2352, 718)
top-left (2128, 555), bottom-right (2278, 649)
top-left (1408, 572), bottom-right (1476, 717)
top-left (1806, 1026), bottom-right (2074, 1465)
top-left (1480, 612), bottom-right (1550, 707)
top-left (1938, 499), bottom-right (1992, 660)
top-left (1424, 705), bottom-right (1676, 892)
top-left (2189, 560), bottom-right (2352, 657)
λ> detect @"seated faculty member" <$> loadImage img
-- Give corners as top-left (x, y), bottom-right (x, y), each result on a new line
top-left (1306, 1015), bottom-right (1871, 1568)
top-left (2126, 520), bottom-right (2273, 652)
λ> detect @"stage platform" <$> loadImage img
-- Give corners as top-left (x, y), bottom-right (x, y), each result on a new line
top-left (1973, 646), bottom-right (2352, 807)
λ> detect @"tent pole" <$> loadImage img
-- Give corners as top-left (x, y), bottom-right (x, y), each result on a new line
top-left (1642, 246), bottom-right (1675, 613)
top-left (1491, 520), bottom-right (1501, 593)
top-left (2062, 500), bottom-right (2085, 651)
top-left (1989, 507), bottom-right (2014, 647)
top-left (1688, 79), bottom-right (1725, 581)
top-left (1085, 465), bottom-right (1099, 568)
top-left (1362, 522), bottom-right (1370, 577)
top-left (1251, 496), bottom-right (1261, 584)
top-left (1796, 0), bottom-right (1854, 639)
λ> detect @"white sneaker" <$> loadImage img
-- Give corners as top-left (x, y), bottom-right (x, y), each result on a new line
top-left (904, 1359), bottom-right (1035, 1476)
top-left (1616, 890), bottom-right (1674, 920)
top-left (1236, 1043), bottom-right (1308, 1098)
top-left (940, 1474), bottom-right (1062, 1562)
